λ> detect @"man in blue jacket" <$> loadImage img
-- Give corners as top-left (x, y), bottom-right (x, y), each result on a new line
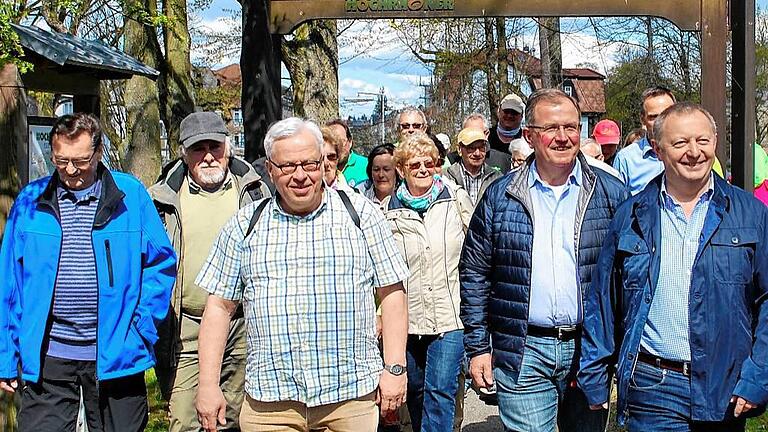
top-left (579, 102), bottom-right (768, 431)
top-left (0, 113), bottom-right (177, 431)
top-left (460, 88), bottom-right (627, 431)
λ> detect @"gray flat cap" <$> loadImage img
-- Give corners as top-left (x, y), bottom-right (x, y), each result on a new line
top-left (179, 111), bottom-right (228, 148)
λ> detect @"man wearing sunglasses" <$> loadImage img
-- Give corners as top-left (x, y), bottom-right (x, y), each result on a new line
top-left (150, 111), bottom-right (271, 431)
top-left (195, 118), bottom-right (409, 432)
top-left (0, 113), bottom-right (176, 431)
top-left (397, 107), bottom-right (428, 141)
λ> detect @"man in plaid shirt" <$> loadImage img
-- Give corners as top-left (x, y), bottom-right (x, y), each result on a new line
top-left (194, 117), bottom-right (410, 432)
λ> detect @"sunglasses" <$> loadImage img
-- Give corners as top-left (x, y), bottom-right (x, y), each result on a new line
top-left (400, 123), bottom-right (424, 130)
top-left (407, 160), bottom-right (436, 171)
top-left (325, 153), bottom-right (339, 162)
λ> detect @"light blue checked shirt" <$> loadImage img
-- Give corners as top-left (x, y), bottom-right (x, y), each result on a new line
top-left (613, 137), bottom-right (665, 196)
top-left (196, 188), bottom-right (409, 407)
top-left (527, 161), bottom-right (582, 327)
top-left (641, 175), bottom-right (714, 362)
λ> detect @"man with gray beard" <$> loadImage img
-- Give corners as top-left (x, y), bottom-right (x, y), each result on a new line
top-left (150, 111), bottom-right (271, 431)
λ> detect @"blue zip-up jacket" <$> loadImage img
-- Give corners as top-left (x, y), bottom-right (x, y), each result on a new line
top-left (460, 154), bottom-right (627, 376)
top-left (0, 167), bottom-right (177, 382)
top-left (578, 174), bottom-right (768, 424)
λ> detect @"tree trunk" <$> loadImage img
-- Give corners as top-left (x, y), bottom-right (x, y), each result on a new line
top-left (0, 63), bottom-right (26, 431)
top-left (241, 0), bottom-right (282, 161)
top-left (496, 17), bottom-right (509, 97)
top-left (0, 64), bottom-right (26, 237)
top-left (483, 18), bottom-right (499, 123)
top-left (281, 20), bottom-right (339, 122)
top-left (161, 0), bottom-right (196, 159)
top-left (538, 17), bottom-right (563, 89)
top-left (123, 9), bottom-right (163, 185)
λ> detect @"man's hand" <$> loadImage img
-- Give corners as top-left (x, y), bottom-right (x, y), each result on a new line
top-left (196, 384), bottom-right (227, 432)
top-left (589, 402), bottom-right (609, 411)
top-left (0, 379), bottom-right (18, 394)
top-left (731, 396), bottom-right (758, 418)
top-left (469, 353), bottom-right (494, 389)
top-left (376, 370), bottom-right (406, 416)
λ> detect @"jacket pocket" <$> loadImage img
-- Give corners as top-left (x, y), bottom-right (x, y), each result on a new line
top-left (616, 233), bottom-right (649, 291)
top-left (104, 239), bottom-right (114, 287)
top-left (711, 228), bottom-right (757, 284)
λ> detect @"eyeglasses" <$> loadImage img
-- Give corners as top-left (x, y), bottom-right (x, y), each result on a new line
top-left (407, 160), bottom-right (436, 171)
top-left (325, 153), bottom-right (339, 162)
top-left (268, 158), bottom-right (322, 175)
top-left (52, 152), bottom-right (96, 170)
top-left (526, 123), bottom-right (580, 136)
top-left (461, 144), bottom-right (488, 153)
top-left (399, 123), bottom-right (423, 130)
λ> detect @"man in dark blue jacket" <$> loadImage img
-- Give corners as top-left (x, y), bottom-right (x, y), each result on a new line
top-left (0, 113), bottom-right (176, 431)
top-left (579, 102), bottom-right (768, 431)
top-left (460, 88), bottom-right (627, 431)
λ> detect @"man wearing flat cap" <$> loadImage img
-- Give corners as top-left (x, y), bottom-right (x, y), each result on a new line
top-left (445, 127), bottom-right (502, 205)
top-left (489, 93), bottom-right (526, 155)
top-left (150, 111), bottom-right (271, 431)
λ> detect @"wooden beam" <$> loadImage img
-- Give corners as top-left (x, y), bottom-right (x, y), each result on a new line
top-left (700, 0), bottom-right (728, 172)
top-left (269, 0), bottom-right (703, 34)
top-left (730, 0), bottom-right (756, 190)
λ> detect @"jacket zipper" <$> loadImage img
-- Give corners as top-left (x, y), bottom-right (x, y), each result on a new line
top-left (574, 175), bottom-right (597, 320)
top-left (105, 239), bottom-right (114, 287)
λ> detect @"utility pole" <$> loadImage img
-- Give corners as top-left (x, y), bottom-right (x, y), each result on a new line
top-left (353, 87), bottom-right (386, 145)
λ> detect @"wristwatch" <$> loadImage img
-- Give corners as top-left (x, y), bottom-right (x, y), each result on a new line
top-left (384, 363), bottom-right (407, 376)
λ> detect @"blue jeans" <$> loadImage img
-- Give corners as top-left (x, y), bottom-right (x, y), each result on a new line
top-left (626, 360), bottom-right (746, 432)
top-left (494, 335), bottom-right (607, 432)
top-left (406, 330), bottom-right (464, 432)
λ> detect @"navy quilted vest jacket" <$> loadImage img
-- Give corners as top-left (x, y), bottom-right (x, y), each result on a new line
top-left (460, 154), bottom-right (628, 375)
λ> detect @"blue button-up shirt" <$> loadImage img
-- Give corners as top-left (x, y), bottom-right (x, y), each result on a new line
top-left (527, 161), bottom-right (581, 327)
top-left (613, 137), bottom-right (664, 195)
top-left (641, 175), bottom-right (714, 362)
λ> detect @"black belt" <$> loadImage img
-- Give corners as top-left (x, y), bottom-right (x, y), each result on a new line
top-left (527, 324), bottom-right (581, 341)
top-left (637, 352), bottom-right (691, 377)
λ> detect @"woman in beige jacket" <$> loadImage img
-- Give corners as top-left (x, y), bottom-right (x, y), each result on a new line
top-left (382, 132), bottom-right (473, 432)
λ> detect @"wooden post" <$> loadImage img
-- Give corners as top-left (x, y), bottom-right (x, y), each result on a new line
top-left (700, 0), bottom-right (728, 172)
top-left (730, 0), bottom-right (756, 190)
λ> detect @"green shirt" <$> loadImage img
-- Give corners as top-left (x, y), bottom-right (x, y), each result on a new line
top-left (342, 151), bottom-right (369, 188)
top-left (756, 143), bottom-right (768, 187)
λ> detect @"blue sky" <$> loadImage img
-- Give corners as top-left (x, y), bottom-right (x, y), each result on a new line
top-left (196, 0), bottom-right (768, 118)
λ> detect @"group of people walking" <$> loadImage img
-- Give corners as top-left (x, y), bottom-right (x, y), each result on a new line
top-left (1, 86), bottom-right (767, 432)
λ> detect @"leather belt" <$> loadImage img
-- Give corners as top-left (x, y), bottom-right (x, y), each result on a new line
top-left (527, 324), bottom-right (581, 341)
top-left (637, 352), bottom-right (691, 377)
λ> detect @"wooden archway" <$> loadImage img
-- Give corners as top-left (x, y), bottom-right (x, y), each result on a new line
top-left (243, 0), bottom-right (755, 189)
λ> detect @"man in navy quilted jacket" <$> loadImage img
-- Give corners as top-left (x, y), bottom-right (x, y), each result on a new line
top-left (460, 88), bottom-right (627, 431)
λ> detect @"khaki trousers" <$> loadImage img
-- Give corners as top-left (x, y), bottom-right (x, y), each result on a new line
top-left (166, 314), bottom-right (247, 432)
top-left (239, 392), bottom-right (378, 432)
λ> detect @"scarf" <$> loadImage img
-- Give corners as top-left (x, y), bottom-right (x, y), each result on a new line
top-left (396, 174), bottom-right (444, 212)
top-left (497, 124), bottom-right (521, 139)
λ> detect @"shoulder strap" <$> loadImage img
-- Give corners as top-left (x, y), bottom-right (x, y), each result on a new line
top-left (337, 190), bottom-right (361, 229)
top-left (245, 198), bottom-right (271, 238)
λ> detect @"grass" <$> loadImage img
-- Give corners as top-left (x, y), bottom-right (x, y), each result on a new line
top-left (145, 368), bottom-right (170, 432)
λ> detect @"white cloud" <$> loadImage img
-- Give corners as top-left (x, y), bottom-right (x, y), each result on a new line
top-left (560, 32), bottom-right (620, 74)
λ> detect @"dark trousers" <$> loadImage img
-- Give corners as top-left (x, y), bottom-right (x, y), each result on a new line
top-left (18, 356), bottom-right (148, 432)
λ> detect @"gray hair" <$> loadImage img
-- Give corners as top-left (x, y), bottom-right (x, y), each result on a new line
top-left (178, 136), bottom-right (232, 160)
top-left (508, 137), bottom-right (533, 156)
top-left (524, 88), bottom-right (581, 127)
top-left (398, 106), bottom-right (427, 126)
top-left (580, 138), bottom-right (602, 158)
top-left (462, 112), bottom-right (490, 130)
top-left (264, 117), bottom-right (324, 159)
top-left (652, 102), bottom-right (717, 142)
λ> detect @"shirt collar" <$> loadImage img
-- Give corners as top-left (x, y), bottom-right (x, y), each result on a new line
top-left (527, 159), bottom-right (582, 189)
top-left (660, 173), bottom-right (715, 210)
top-left (57, 179), bottom-right (102, 203)
top-left (461, 161), bottom-right (484, 179)
top-left (638, 136), bottom-right (657, 158)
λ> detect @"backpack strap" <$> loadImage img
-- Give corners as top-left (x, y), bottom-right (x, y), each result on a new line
top-left (337, 190), bottom-right (361, 229)
top-left (245, 198), bottom-right (271, 238)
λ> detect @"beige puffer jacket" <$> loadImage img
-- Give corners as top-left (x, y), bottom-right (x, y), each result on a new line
top-left (383, 182), bottom-right (473, 335)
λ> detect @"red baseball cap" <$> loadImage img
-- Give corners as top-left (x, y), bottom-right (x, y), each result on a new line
top-left (592, 119), bottom-right (621, 146)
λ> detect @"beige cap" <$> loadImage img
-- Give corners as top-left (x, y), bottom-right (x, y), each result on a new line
top-left (457, 128), bottom-right (487, 146)
top-left (500, 93), bottom-right (525, 114)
